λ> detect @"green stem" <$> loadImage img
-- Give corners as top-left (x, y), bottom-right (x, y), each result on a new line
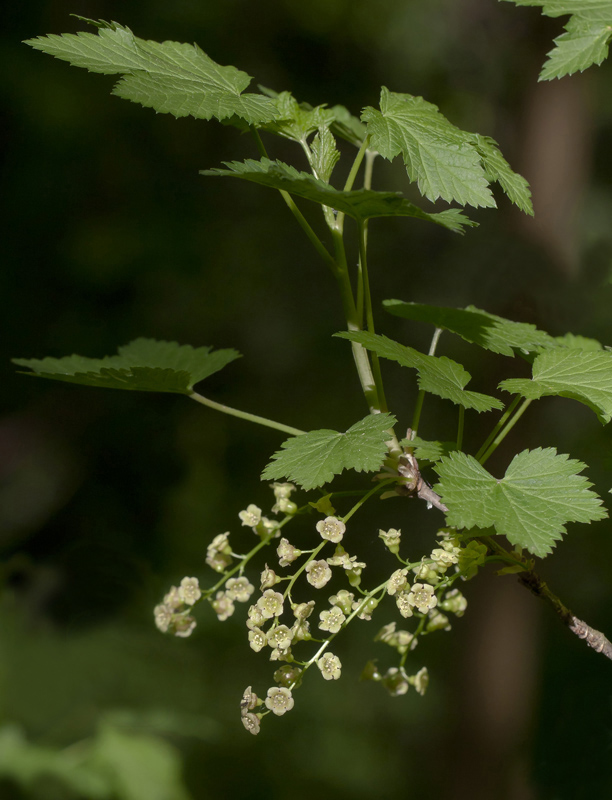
top-left (474, 395), bottom-right (521, 462)
top-left (457, 406), bottom-right (465, 451)
top-left (189, 391), bottom-right (305, 436)
top-left (249, 126), bottom-right (337, 274)
top-left (479, 398), bottom-right (532, 466)
top-left (204, 533), bottom-right (276, 598)
top-left (411, 328), bottom-right (443, 435)
top-left (342, 479), bottom-right (395, 524)
top-left (284, 541), bottom-right (327, 601)
top-left (358, 221), bottom-right (388, 412)
top-left (335, 137), bottom-right (369, 233)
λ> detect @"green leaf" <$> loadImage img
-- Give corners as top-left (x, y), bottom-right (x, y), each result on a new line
top-left (202, 158), bottom-right (475, 232)
top-left (434, 448), bottom-right (607, 557)
top-left (457, 540), bottom-right (488, 579)
top-left (362, 88), bottom-right (530, 211)
top-left (24, 20), bottom-right (276, 124)
top-left (310, 126), bottom-right (340, 183)
top-left (501, 1), bottom-right (612, 79)
top-left (261, 413), bottom-right (397, 490)
top-left (263, 91), bottom-right (335, 143)
top-left (335, 331), bottom-right (504, 413)
top-left (383, 300), bottom-right (555, 356)
top-left (499, 347), bottom-right (612, 424)
top-left (12, 338), bottom-right (240, 395)
top-left (328, 104), bottom-right (367, 146)
top-left (400, 436), bottom-right (457, 463)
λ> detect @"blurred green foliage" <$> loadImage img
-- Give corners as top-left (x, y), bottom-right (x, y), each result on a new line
top-left (2, 1), bottom-right (612, 798)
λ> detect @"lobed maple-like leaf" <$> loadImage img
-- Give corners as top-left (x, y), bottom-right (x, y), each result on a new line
top-left (261, 413), bottom-right (396, 490)
top-left (434, 448), bottom-right (607, 557)
top-left (499, 347), bottom-right (612, 424)
top-left (24, 19), bottom-right (276, 124)
top-left (362, 88), bottom-right (532, 211)
top-left (203, 159), bottom-right (475, 231)
top-left (501, 1), bottom-right (612, 79)
top-left (336, 331), bottom-right (503, 412)
top-left (12, 338), bottom-right (240, 394)
top-left (383, 301), bottom-right (555, 356)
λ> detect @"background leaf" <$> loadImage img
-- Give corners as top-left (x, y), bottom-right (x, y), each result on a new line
top-left (499, 348), bottom-right (612, 423)
top-left (434, 448), bottom-right (607, 557)
top-left (12, 338), bottom-right (241, 394)
top-left (24, 20), bottom-right (277, 124)
top-left (336, 331), bottom-right (504, 412)
top-left (261, 413), bottom-right (397, 490)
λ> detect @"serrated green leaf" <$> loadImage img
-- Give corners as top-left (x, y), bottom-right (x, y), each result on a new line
top-left (383, 300), bottom-right (555, 356)
top-left (24, 21), bottom-right (276, 124)
top-left (499, 348), bottom-right (612, 423)
top-left (362, 88), bottom-right (531, 211)
top-left (435, 448), bottom-right (607, 557)
top-left (203, 158), bottom-right (475, 232)
top-left (12, 338), bottom-right (240, 394)
top-left (457, 540), bottom-right (488, 579)
top-left (501, 1), bottom-right (612, 79)
top-left (262, 91), bottom-right (335, 143)
top-left (400, 436), bottom-right (457, 463)
top-left (554, 332), bottom-right (604, 350)
top-left (328, 104), bottom-right (367, 146)
top-left (336, 331), bottom-right (503, 413)
top-left (261, 413), bottom-right (397, 490)
top-left (310, 126), bottom-right (340, 183)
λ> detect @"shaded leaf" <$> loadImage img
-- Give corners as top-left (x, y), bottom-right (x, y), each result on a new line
top-left (12, 338), bottom-right (240, 395)
top-left (336, 331), bottom-right (503, 412)
top-left (24, 20), bottom-right (276, 124)
top-left (434, 448), bottom-right (607, 557)
top-left (400, 436), bottom-right (457, 463)
top-left (499, 347), bottom-right (612, 424)
top-left (383, 300), bottom-right (555, 356)
top-left (203, 159), bottom-right (475, 232)
top-left (262, 413), bottom-right (397, 490)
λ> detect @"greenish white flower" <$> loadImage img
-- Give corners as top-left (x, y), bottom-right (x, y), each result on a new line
top-left (407, 583), bottom-right (438, 614)
top-left (277, 537), bottom-right (301, 568)
top-left (316, 516), bottom-right (346, 543)
top-left (395, 590), bottom-right (414, 619)
top-left (256, 589), bottom-right (284, 619)
top-left (178, 576), bottom-right (202, 605)
top-left (267, 624), bottom-right (293, 650)
top-left (173, 614), bottom-right (197, 638)
top-left (163, 586), bottom-right (182, 610)
top-left (292, 601), bottom-right (315, 621)
top-left (430, 547), bottom-right (459, 570)
top-left (265, 686), bottom-right (295, 716)
top-left (329, 589), bottom-right (354, 615)
top-left (246, 603), bottom-right (266, 630)
top-left (153, 603), bottom-right (173, 633)
top-left (240, 685), bottom-right (259, 715)
top-left (241, 712), bottom-right (261, 735)
top-left (260, 564), bottom-right (279, 591)
top-left (386, 568), bottom-right (409, 596)
top-left (379, 528), bottom-right (402, 553)
top-left (441, 588), bottom-right (468, 617)
top-left (272, 497), bottom-right (298, 515)
top-left (382, 667), bottom-right (409, 696)
top-left (206, 532), bottom-right (232, 573)
top-left (239, 504), bottom-right (262, 528)
top-left (226, 576), bottom-right (255, 603)
top-left (319, 606), bottom-right (346, 633)
top-left (305, 559), bottom-right (332, 589)
top-left (248, 627), bottom-right (267, 652)
top-left (352, 596), bottom-right (378, 620)
top-left (318, 652), bottom-right (342, 680)
top-left (212, 591), bottom-right (235, 621)
top-left (410, 666), bottom-right (429, 696)
top-left (270, 482), bottom-right (296, 501)
top-left (426, 611), bottom-right (451, 632)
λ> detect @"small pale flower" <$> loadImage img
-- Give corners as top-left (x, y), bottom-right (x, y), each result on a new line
top-left (178, 576), bottom-right (202, 605)
top-left (239, 504), bottom-right (262, 528)
top-left (379, 528), bottom-right (402, 554)
top-left (226, 576), bottom-right (255, 603)
top-left (259, 516), bottom-right (280, 536)
top-left (386, 568), bottom-right (409, 596)
top-left (316, 516), bottom-right (346, 544)
top-left (382, 667), bottom-right (410, 696)
top-left (426, 611), bottom-right (451, 632)
top-left (270, 482), bottom-right (296, 501)
top-left (212, 591), bottom-right (235, 621)
top-left (374, 622), bottom-right (415, 653)
top-left (318, 606), bottom-right (346, 633)
top-left (260, 565), bottom-right (279, 591)
top-left (206, 550), bottom-right (232, 573)
top-left (329, 589), bottom-right (354, 615)
top-left (269, 647), bottom-right (292, 662)
top-left (256, 589), bottom-right (284, 619)
top-left (265, 686), bottom-right (295, 716)
top-left (291, 619), bottom-right (311, 642)
top-left (430, 547), bottom-right (459, 569)
top-left (352, 596), bottom-right (378, 620)
top-left (407, 583), bottom-right (438, 614)
top-left (412, 563), bottom-right (439, 585)
top-left (441, 588), bottom-right (468, 617)
top-left (374, 621), bottom-right (397, 644)
top-left (292, 601), bottom-right (315, 621)
top-left (208, 533), bottom-right (230, 553)
top-left (318, 652), bottom-right (342, 681)
top-left (154, 603), bottom-right (172, 633)
top-left (247, 603), bottom-right (266, 629)
top-left (241, 712), bottom-right (261, 735)
top-left (305, 559), bottom-right (332, 589)
top-left (163, 586), bottom-right (182, 610)
top-left (240, 685), bottom-right (259, 715)
top-left (410, 666), bottom-right (429, 696)
top-left (277, 538), bottom-right (301, 568)
top-left (173, 614), bottom-right (196, 638)
top-left (248, 627), bottom-right (267, 652)
top-left (267, 624), bottom-right (293, 650)
top-left (395, 590), bottom-right (414, 619)
top-left (272, 497), bottom-right (298, 515)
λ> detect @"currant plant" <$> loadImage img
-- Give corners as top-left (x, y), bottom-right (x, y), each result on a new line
top-left (17, 6), bottom-right (612, 736)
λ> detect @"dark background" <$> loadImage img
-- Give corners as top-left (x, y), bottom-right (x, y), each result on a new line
top-left (2, 1), bottom-right (612, 798)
